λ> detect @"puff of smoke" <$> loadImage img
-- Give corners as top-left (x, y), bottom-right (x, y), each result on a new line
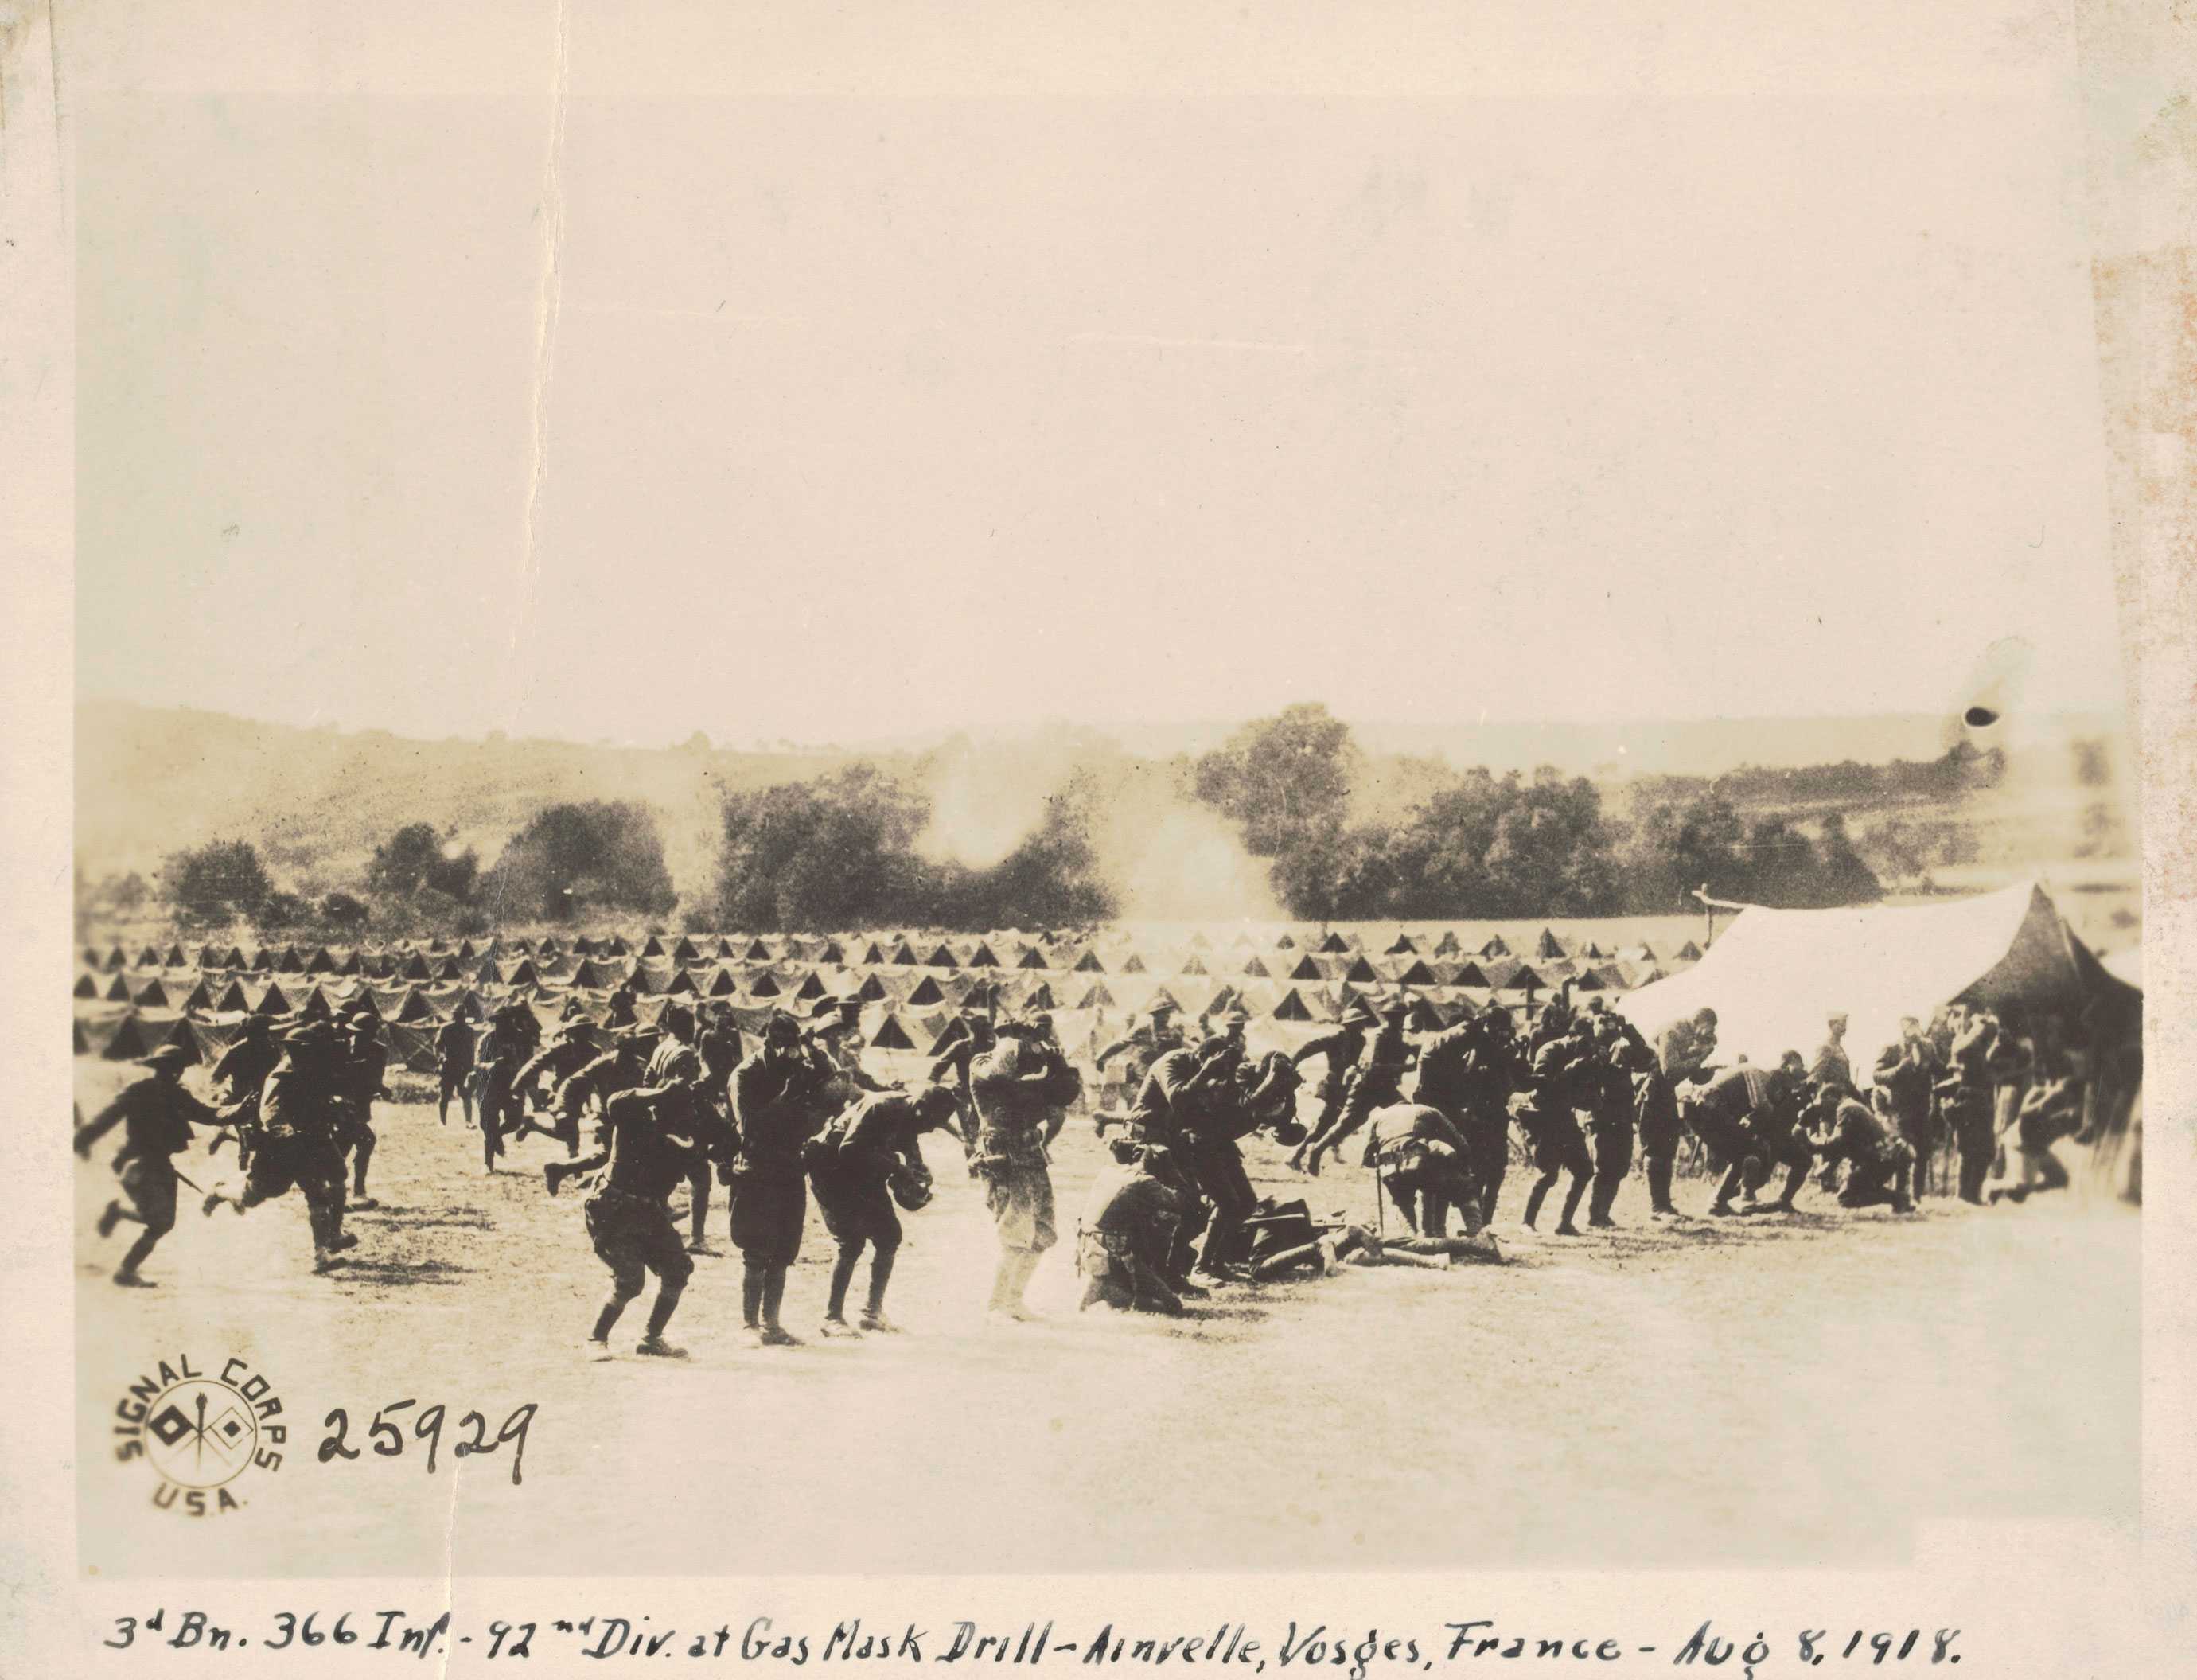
top-left (914, 732), bottom-right (1281, 923)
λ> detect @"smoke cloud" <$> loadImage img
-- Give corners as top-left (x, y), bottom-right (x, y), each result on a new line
top-left (915, 729), bottom-right (1280, 924)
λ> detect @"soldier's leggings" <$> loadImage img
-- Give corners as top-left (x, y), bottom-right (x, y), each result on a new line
top-left (1587, 1122), bottom-right (1633, 1222)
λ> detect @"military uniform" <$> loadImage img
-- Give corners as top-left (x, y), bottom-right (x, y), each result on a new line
top-left (1077, 1153), bottom-right (1190, 1316)
top-left (1808, 1096), bottom-right (1913, 1212)
top-left (434, 1016), bottom-right (477, 1125)
top-left (581, 1082), bottom-right (706, 1355)
top-left (972, 1035), bottom-right (1079, 1316)
top-left (1873, 1034), bottom-right (1940, 1199)
top-left (729, 1035), bottom-right (838, 1339)
top-left (805, 1089), bottom-right (951, 1330)
top-left (1517, 1032), bottom-right (1595, 1232)
top-left (75, 1052), bottom-right (224, 1283)
top-left (227, 1031), bottom-right (354, 1269)
top-left (1942, 1017), bottom-right (2000, 1204)
top-left (1361, 1103), bottom-right (1481, 1238)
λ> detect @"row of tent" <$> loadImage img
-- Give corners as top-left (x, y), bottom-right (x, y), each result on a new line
top-left (80, 925), bottom-right (1701, 978)
top-left (75, 946), bottom-right (1672, 1013)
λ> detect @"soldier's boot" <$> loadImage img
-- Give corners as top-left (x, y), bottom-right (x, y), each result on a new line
top-left (1553, 1171), bottom-right (1589, 1236)
top-left (96, 1201), bottom-right (124, 1240)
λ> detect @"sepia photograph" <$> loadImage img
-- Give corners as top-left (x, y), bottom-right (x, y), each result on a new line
top-left (13, 0), bottom-right (2184, 1647)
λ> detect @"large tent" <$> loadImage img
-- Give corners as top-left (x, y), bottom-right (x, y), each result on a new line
top-left (1615, 879), bottom-right (2135, 1084)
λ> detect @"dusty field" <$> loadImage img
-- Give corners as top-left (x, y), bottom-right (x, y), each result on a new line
top-left (75, 1059), bottom-right (2138, 1578)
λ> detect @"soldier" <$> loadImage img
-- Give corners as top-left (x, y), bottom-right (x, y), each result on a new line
top-left (1126, 1033), bottom-right (1244, 1288)
top-left (75, 1043), bottom-right (228, 1286)
top-left (1077, 1141), bottom-right (1194, 1316)
top-left (336, 1005), bottom-right (388, 1210)
top-left (1809, 1013), bottom-right (1853, 1091)
top-left (645, 1004), bottom-right (718, 1251)
top-left (1582, 1015), bottom-right (1641, 1228)
top-left (1992, 1062), bottom-right (2082, 1205)
top-left (1409, 1007), bottom-right (1514, 1224)
top-left (1939, 1005), bottom-right (2000, 1204)
top-left (1095, 1002), bottom-right (1186, 1112)
top-left (1745, 1051), bottom-right (1819, 1212)
top-left (573, 1054), bottom-right (716, 1359)
top-left (1804, 1086), bottom-right (1915, 1214)
top-left (695, 1002), bottom-right (744, 1089)
top-left (207, 1015), bottom-right (281, 1165)
top-left (728, 1012), bottom-right (840, 1346)
top-left (1642, 1008), bottom-right (1716, 1218)
top-left (804, 1083), bottom-right (960, 1335)
top-left (508, 1023), bottom-right (600, 1156)
top-left (605, 978), bottom-right (639, 1030)
top-left (1299, 1000), bottom-right (1415, 1175)
top-left (210, 1015), bottom-right (280, 1105)
top-left (473, 1005), bottom-right (535, 1172)
top-left (971, 1019), bottom-right (1081, 1322)
top-left (808, 996), bottom-right (892, 1096)
top-left (543, 1027), bottom-right (655, 1191)
top-left (1284, 1004), bottom-right (1373, 1175)
top-left (928, 1010), bottom-right (996, 1157)
top-left (434, 1012), bottom-right (477, 1127)
top-left (1683, 1059), bottom-right (1802, 1216)
top-left (201, 1020), bottom-right (358, 1273)
top-left (1518, 1019), bottom-right (1595, 1234)
top-left (1361, 1102), bottom-right (1482, 1238)
top-left (1873, 1016), bottom-right (1941, 1200)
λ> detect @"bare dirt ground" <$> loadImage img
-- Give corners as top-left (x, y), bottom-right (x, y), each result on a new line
top-left (75, 1060), bottom-right (2137, 1579)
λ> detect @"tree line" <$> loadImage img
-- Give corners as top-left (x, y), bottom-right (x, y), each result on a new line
top-left (123, 703), bottom-right (1980, 938)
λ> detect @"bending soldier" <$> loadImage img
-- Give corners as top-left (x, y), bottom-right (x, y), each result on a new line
top-left (804, 1083), bottom-right (960, 1335)
top-left (1077, 1142), bottom-right (1193, 1316)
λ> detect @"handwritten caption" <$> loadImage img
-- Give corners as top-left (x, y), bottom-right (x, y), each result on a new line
top-left (98, 1613), bottom-right (1961, 1675)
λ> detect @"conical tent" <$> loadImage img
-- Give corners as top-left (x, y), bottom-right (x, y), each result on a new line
top-left (1535, 929), bottom-right (1567, 959)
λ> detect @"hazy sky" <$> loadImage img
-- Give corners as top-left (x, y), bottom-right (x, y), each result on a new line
top-left (71, 2), bottom-right (2131, 748)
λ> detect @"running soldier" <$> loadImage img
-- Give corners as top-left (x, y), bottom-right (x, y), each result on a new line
top-left (336, 1005), bottom-right (388, 1210)
top-left (728, 1013), bottom-right (841, 1346)
top-left (1412, 1007), bottom-right (1525, 1225)
top-left (543, 1027), bottom-right (654, 1192)
top-left (1298, 999), bottom-right (1415, 1175)
top-left (75, 1043), bottom-right (228, 1286)
top-left (201, 1019), bottom-right (357, 1273)
top-left (647, 1004), bottom-right (719, 1251)
top-left (508, 1023), bottom-right (599, 1156)
top-left (1076, 1142), bottom-right (1193, 1316)
top-left (971, 1019), bottom-right (1081, 1322)
top-left (207, 1015), bottom-right (281, 1165)
top-left (1284, 1004), bottom-right (1373, 1175)
top-left (473, 1005), bottom-right (534, 1171)
top-left (434, 1013), bottom-right (477, 1127)
top-left (804, 1083), bottom-right (960, 1335)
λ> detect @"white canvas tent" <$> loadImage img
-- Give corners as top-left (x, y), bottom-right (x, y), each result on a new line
top-left (1615, 880), bottom-right (2126, 1085)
